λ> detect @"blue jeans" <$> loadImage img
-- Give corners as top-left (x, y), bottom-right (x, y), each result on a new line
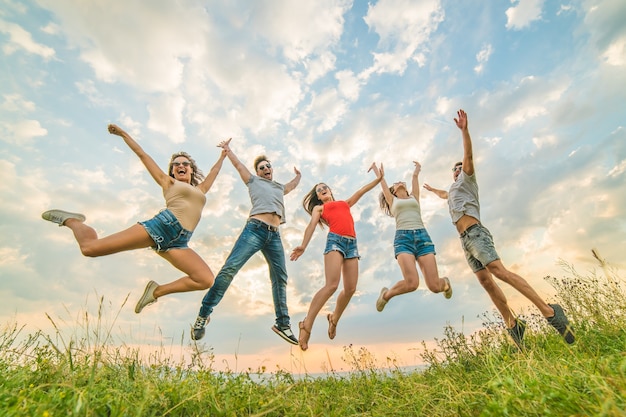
top-left (198, 219), bottom-right (290, 327)
top-left (460, 223), bottom-right (500, 273)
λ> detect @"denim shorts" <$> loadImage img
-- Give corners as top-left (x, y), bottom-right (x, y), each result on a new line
top-left (138, 209), bottom-right (193, 252)
top-left (324, 232), bottom-right (360, 259)
top-left (394, 229), bottom-right (436, 259)
top-left (460, 223), bottom-right (500, 272)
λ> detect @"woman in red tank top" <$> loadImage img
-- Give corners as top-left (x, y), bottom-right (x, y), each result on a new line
top-left (290, 163), bottom-right (383, 350)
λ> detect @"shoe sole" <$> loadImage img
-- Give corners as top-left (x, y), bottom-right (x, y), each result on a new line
top-left (272, 326), bottom-right (298, 345)
top-left (135, 281), bottom-right (158, 313)
top-left (376, 287), bottom-right (388, 312)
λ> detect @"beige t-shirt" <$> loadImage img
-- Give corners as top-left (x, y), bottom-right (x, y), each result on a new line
top-left (163, 180), bottom-right (206, 231)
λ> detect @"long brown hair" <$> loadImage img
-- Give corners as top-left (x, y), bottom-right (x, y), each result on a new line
top-left (302, 183), bottom-right (334, 228)
top-left (379, 187), bottom-right (396, 217)
top-left (168, 152), bottom-right (204, 186)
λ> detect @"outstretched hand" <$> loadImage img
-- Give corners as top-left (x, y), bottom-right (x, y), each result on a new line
top-left (217, 138), bottom-right (232, 151)
top-left (290, 246), bottom-right (305, 261)
top-left (368, 162), bottom-right (384, 180)
top-left (108, 124), bottom-right (125, 137)
top-left (413, 161), bottom-right (421, 174)
top-left (293, 166), bottom-right (301, 176)
top-left (423, 183), bottom-right (434, 192)
top-left (454, 109), bottom-right (468, 131)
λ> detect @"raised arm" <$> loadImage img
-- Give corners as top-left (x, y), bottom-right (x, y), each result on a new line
top-left (423, 183), bottom-right (448, 200)
top-left (371, 163), bottom-right (393, 207)
top-left (283, 166), bottom-right (301, 195)
top-left (218, 139), bottom-right (252, 184)
top-left (290, 206), bottom-right (323, 261)
top-left (108, 124), bottom-right (170, 188)
top-left (345, 162), bottom-right (384, 207)
top-left (410, 161), bottom-right (421, 201)
top-left (455, 109), bottom-right (474, 176)
top-left (197, 140), bottom-right (229, 194)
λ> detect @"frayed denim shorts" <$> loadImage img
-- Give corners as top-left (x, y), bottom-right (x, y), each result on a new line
top-left (393, 229), bottom-right (436, 259)
top-left (459, 223), bottom-right (500, 272)
top-left (324, 232), bottom-right (360, 260)
top-left (139, 209), bottom-right (193, 252)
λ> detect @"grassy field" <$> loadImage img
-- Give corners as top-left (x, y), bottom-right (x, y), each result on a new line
top-left (1, 260), bottom-right (624, 416)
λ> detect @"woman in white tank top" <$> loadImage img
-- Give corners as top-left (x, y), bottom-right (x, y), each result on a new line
top-left (371, 161), bottom-right (453, 313)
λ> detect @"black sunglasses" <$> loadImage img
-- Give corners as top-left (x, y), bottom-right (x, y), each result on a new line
top-left (258, 163), bottom-right (272, 170)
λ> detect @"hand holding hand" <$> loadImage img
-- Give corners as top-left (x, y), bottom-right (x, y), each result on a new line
top-left (218, 138), bottom-right (232, 152)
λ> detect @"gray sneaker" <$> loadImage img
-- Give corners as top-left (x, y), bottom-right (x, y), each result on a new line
top-left (376, 287), bottom-right (388, 312)
top-left (507, 318), bottom-right (526, 348)
top-left (272, 325), bottom-right (298, 345)
top-left (135, 280), bottom-right (158, 313)
top-left (41, 209), bottom-right (86, 226)
top-left (547, 304), bottom-right (575, 344)
top-left (191, 316), bottom-right (210, 341)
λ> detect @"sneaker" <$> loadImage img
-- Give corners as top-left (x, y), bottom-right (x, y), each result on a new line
top-left (191, 316), bottom-right (210, 341)
top-left (507, 318), bottom-right (526, 348)
top-left (376, 287), bottom-right (388, 312)
top-left (442, 277), bottom-right (453, 299)
top-left (272, 325), bottom-right (298, 345)
top-left (41, 209), bottom-right (86, 226)
top-left (135, 280), bottom-right (158, 313)
top-left (547, 303), bottom-right (575, 344)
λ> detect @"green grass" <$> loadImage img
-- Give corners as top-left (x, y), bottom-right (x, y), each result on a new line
top-left (2, 260), bottom-right (625, 416)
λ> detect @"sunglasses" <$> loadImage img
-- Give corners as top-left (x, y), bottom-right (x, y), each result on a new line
top-left (172, 161), bottom-right (191, 167)
top-left (258, 163), bottom-right (272, 171)
top-left (316, 185), bottom-right (329, 193)
top-left (452, 165), bottom-right (463, 172)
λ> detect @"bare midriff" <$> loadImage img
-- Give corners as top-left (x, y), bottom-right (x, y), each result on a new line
top-left (455, 214), bottom-right (480, 235)
top-left (251, 212), bottom-right (281, 228)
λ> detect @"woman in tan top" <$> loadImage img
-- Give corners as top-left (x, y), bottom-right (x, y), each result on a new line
top-left (41, 124), bottom-right (228, 314)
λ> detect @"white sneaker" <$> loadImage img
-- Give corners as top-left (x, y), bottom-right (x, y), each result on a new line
top-left (135, 280), bottom-right (158, 313)
top-left (376, 287), bottom-right (388, 312)
top-left (41, 209), bottom-right (86, 226)
top-left (443, 277), bottom-right (453, 299)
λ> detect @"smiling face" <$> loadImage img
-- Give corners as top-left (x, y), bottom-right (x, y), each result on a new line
top-left (256, 159), bottom-right (273, 180)
top-left (452, 162), bottom-right (463, 181)
top-left (391, 181), bottom-right (408, 197)
top-left (315, 183), bottom-right (333, 202)
top-left (170, 156), bottom-right (193, 183)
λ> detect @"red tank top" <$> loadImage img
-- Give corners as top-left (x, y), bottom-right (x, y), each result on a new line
top-left (321, 200), bottom-right (356, 237)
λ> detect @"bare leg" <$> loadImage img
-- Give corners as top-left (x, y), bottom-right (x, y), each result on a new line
top-left (486, 259), bottom-right (554, 317)
top-left (301, 251), bottom-right (343, 332)
top-left (383, 253), bottom-right (419, 301)
top-left (155, 249), bottom-right (216, 297)
top-left (330, 256), bottom-right (358, 326)
top-left (417, 253), bottom-right (449, 293)
top-left (474, 268), bottom-right (517, 328)
top-left (64, 219), bottom-right (154, 257)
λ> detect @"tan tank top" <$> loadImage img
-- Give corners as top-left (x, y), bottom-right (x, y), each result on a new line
top-left (163, 180), bottom-right (206, 231)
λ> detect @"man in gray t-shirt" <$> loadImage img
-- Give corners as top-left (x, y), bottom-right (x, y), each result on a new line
top-left (192, 139), bottom-right (301, 345)
top-left (424, 109), bottom-right (574, 348)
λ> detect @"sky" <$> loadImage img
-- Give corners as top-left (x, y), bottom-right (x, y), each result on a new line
top-left (1, 0), bottom-right (625, 375)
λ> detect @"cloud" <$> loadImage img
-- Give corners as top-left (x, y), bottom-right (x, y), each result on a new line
top-left (0, 18), bottom-right (56, 58)
top-left (0, 119), bottom-right (47, 145)
top-left (474, 44), bottom-right (494, 74)
top-left (505, 0), bottom-right (544, 30)
top-left (362, 0), bottom-right (444, 77)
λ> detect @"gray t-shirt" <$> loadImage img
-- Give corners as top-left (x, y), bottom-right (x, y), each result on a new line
top-left (247, 175), bottom-right (286, 224)
top-left (448, 171), bottom-right (480, 224)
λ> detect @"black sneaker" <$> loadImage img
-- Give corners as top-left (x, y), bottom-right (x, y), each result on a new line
top-left (547, 304), bottom-right (575, 344)
top-left (272, 325), bottom-right (298, 345)
top-left (507, 318), bottom-right (526, 348)
top-left (191, 316), bottom-right (210, 341)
